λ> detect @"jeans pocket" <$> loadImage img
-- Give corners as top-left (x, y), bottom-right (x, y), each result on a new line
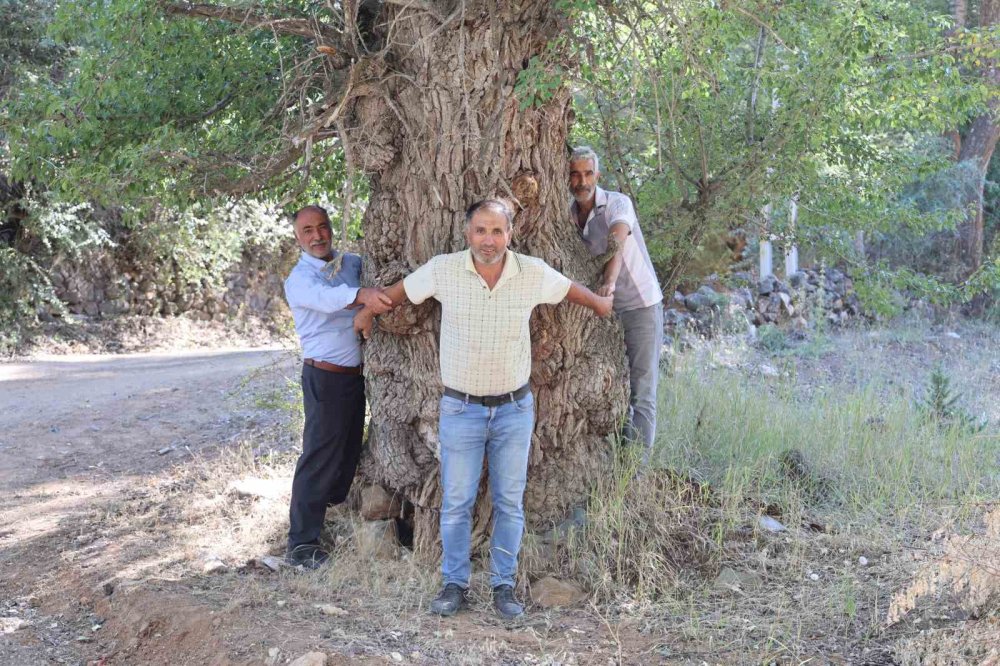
top-left (440, 395), bottom-right (467, 415)
top-left (513, 392), bottom-right (534, 413)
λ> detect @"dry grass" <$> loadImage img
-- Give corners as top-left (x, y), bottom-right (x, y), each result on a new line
top-left (63, 315), bottom-right (1000, 663)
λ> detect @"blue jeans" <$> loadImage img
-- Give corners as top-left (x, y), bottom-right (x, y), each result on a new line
top-left (438, 391), bottom-right (534, 589)
top-left (619, 302), bottom-right (664, 463)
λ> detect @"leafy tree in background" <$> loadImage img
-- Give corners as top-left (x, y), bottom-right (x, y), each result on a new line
top-left (3, 0), bottom-right (997, 548)
top-left (559, 0), bottom-right (994, 294)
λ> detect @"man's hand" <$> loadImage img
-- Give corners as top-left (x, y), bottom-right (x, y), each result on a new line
top-left (354, 287), bottom-right (392, 315)
top-left (565, 282), bottom-right (615, 317)
top-left (596, 282), bottom-right (616, 298)
top-left (593, 293), bottom-right (614, 317)
top-left (353, 307), bottom-right (376, 340)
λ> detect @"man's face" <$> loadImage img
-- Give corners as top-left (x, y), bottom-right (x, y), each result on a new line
top-left (569, 158), bottom-right (599, 205)
top-left (465, 208), bottom-right (512, 266)
top-left (293, 209), bottom-right (333, 260)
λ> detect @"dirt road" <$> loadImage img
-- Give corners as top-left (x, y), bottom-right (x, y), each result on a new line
top-left (0, 348), bottom-right (292, 489)
top-left (0, 347), bottom-right (294, 664)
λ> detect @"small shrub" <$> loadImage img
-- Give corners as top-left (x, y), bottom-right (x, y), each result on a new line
top-left (916, 364), bottom-right (987, 433)
top-left (757, 324), bottom-right (788, 352)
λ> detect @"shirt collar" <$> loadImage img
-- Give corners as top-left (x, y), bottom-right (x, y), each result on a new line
top-left (594, 186), bottom-right (609, 209)
top-left (299, 250), bottom-right (337, 270)
top-left (463, 249), bottom-right (520, 283)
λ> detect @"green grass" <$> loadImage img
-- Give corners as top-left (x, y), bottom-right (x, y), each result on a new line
top-left (654, 357), bottom-right (999, 531)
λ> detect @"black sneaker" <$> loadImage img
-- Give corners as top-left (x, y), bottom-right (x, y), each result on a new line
top-left (492, 584), bottom-right (524, 619)
top-left (286, 544), bottom-right (329, 570)
top-left (429, 583), bottom-right (467, 616)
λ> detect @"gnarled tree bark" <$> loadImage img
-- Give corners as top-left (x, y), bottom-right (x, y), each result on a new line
top-left (337, 1), bottom-right (629, 556)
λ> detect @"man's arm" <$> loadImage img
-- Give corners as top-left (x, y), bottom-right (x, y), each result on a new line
top-left (286, 274), bottom-right (391, 315)
top-left (598, 222), bottom-right (630, 297)
top-left (353, 280), bottom-right (409, 339)
top-left (565, 282), bottom-right (614, 317)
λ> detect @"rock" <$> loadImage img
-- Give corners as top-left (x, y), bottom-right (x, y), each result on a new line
top-left (788, 271), bottom-right (807, 288)
top-left (228, 477), bottom-right (286, 501)
top-left (809, 572), bottom-right (820, 581)
top-left (758, 275), bottom-right (776, 295)
top-left (314, 603), bottom-right (348, 617)
top-left (289, 652), bottom-right (328, 666)
top-left (777, 292), bottom-right (794, 315)
top-left (0, 618), bottom-right (30, 634)
top-left (202, 559), bottom-right (227, 574)
top-left (683, 292), bottom-right (709, 313)
top-left (730, 287), bottom-right (754, 310)
top-left (391, 653), bottom-right (404, 663)
top-left (732, 271), bottom-right (754, 286)
top-left (266, 647), bottom-right (282, 666)
top-left (759, 364), bottom-right (779, 378)
top-left (758, 516), bottom-right (787, 533)
top-left (360, 484), bottom-right (402, 520)
top-left (684, 285), bottom-right (722, 313)
top-left (354, 519), bottom-right (399, 559)
top-left (260, 555), bottom-right (287, 572)
top-left (530, 576), bottom-right (586, 608)
top-left (663, 308), bottom-right (694, 330)
top-left (714, 567), bottom-right (763, 591)
top-left (539, 505), bottom-right (587, 544)
top-left (858, 556), bottom-right (869, 567)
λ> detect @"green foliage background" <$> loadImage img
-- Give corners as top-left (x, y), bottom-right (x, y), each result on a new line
top-left (1, 0), bottom-right (999, 353)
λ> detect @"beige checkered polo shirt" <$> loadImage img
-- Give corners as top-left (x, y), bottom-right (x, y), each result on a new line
top-left (403, 249), bottom-right (571, 396)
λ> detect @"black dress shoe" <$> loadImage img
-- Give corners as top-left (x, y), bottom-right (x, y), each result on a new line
top-left (286, 544), bottom-right (329, 570)
top-left (429, 583), bottom-right (467, 616)
top-left (492, 584), bottom-right (524, 619)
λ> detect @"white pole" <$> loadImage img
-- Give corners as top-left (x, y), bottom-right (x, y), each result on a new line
top-left (784, 198), bottom-right (799, 276)
top-left (760, 204), bottom-right (774, 277)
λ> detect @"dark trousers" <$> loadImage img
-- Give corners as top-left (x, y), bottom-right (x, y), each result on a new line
top-left (287, 363), bottom-right (365, 550)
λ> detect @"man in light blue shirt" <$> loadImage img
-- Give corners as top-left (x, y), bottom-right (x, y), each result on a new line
top-left (283, 205), bottom-right (391, 568)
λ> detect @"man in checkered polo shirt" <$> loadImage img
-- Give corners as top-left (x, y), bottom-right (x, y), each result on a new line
top-left (353, 199), bottom-right (612, 619)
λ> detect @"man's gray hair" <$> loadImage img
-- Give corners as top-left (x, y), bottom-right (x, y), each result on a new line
top-left (570, 146), bottom-right (600, 173)
top-left (292, 204), bottom-right (331, 225)
top-left (465, 198), bottom-right (514, 229)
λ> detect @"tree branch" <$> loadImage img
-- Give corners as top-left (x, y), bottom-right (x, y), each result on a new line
top-left (160, 2), bottom-right (352, 67)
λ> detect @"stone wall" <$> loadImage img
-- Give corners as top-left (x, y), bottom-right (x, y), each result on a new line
top-left (665, 266), bottom-right (865, 340)
top-left (47, 246), bottom-right (297, 322)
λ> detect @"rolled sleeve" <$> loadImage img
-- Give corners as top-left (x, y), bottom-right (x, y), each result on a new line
top-left (402, 257), bottom-right (437, 304)
top-left (606, 196), bottom-right (637, 232)
top-left (284, 273), bottom-right (359, 313)
top-left (538, 262), bottom-right (572, 305)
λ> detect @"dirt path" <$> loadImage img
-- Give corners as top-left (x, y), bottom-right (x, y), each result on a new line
top-left (0, 348), bottom-right (292, 489)
top-left (0, 347), bottom-right (294, 664)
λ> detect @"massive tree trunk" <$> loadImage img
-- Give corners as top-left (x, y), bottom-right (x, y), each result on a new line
top-left (953, 0), bottom-right (1000, 273)
top-left (338, 2), bottom-right (629, 555)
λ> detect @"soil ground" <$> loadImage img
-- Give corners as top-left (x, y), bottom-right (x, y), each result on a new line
top-left (1, 315), bottom-right (998, 665)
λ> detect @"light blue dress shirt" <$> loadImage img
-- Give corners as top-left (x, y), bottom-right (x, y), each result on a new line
top-left (283, 251), bottom-right (363, 367)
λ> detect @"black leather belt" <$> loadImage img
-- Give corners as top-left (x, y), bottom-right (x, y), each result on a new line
top-left (443, 384), bottom-right (531, 407)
